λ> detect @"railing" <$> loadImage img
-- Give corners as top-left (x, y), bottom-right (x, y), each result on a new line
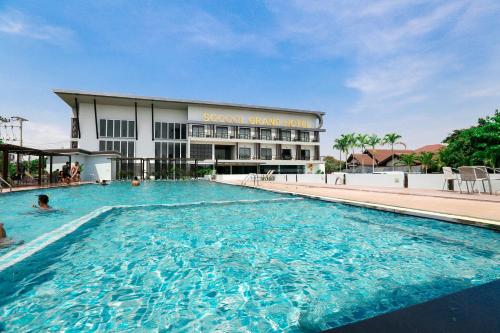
top-left (241, 173), bottom-right (259, 186)
top-left (215, 133), bottom-right (229, 139)
top-left (0, 175), bottom-right (13, 192)
top-left (238, 134), bottom-right (251, 139)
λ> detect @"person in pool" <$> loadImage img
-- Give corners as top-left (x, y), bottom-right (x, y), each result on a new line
top-left (33, 194), bottom-right (52, 210)
top-left (131, 176), bottom-right (141, 187)
top-left (0, 223), bottom-right (23, 248)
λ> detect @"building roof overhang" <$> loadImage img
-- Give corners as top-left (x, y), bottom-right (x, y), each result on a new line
top-left (53, 89), bottom-right (326, 118)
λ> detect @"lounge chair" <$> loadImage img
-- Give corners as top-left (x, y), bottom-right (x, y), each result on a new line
top-left (442, 167), bottom-right (460, 191)
top-left (458, 166), bottom-right (492, 194)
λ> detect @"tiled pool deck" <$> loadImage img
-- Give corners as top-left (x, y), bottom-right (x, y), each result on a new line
top-left (223, 181), bottom-right (500, 229)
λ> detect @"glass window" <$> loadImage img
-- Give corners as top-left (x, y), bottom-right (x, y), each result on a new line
top-left (106, 140), bottom-right (113, 151)
top-left (114, 120), bottom-right (121, 138)
top-left (181, 124), bottom-right (186, 139)
top-left (190, 144), bottom-right (212, 160)
top-left (99, 140), bottom-right (106, 151)
top-left (300, 132), bottom-right (310, 142)
top-left (155, 142), bottom-right (161, 158)
top-left (128, 141), bottom-right (135, 157)
top-left (113, 141), bottom-right (120, 152)
top-left (260, 129), bottom-right (271, 140)
top-left (282, 149), bottom-right (292, 160)
top-left (216, 126), bottom-right (228, 138)
top-left (301, 149), bottom-right (310, 160)
top-left (261, 148), bottom-right (272, 160)
top-left (239, 128), bottom-right (250, 139)
top-left (121, 120), bottom-right (128, 137)
top-left (168, 123), bottom-right (174, 140)
top-left (175, 123), bottom-right (180, 140)
top-left (175, 143), bottom-right (181, 158)
top-left (192, 125), bottom-right (204, 137)
top-left (181, 143), bottom-right (186, 158)
top-left (161, 123), bottom-right (167, 139)
top-left (99, 119), bottom-right (106, 137)
top-left (161, 142), bottom-right (167, 158)
top-left (155, 122), bottom-right (161, 139)
top-left (128, 121), bottom-right (135, 138)
top-left (107, 120), bottom-right (113, 138)
top-left (168, 142), bottom-right (174, 158)
top-left (120, 141), bottom-right (127, 156)
top-left (239, 147), bottom-right (251, 159)
top-left (281, 130), bottom-right (291, 141)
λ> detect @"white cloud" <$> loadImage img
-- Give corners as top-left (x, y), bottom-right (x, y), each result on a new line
top-left (0, 9), bottom-right (73, 44)
top-left (21, 121), bottom-right (69, 149)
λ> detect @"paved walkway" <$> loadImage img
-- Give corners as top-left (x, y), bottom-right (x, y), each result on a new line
top-left (0, 181), bottom-right (94, 194)
top-left (224, 181), bottom-right (500, 228)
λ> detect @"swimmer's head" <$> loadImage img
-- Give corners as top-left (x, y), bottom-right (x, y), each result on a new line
top-left (38, 194), bottom-right (49, 205)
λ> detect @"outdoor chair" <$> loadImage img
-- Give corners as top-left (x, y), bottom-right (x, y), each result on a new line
top-left (457, 166), bottom-right (493, 195)
top-left (442, 167), bottom-right (460, 191)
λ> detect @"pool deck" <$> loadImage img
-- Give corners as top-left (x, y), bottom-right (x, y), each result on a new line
top-left (221, 181), bottom-right (500, 229)
top-left (0, 181), bottom-right (94, 194)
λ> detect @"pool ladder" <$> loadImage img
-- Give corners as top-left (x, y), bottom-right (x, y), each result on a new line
top-left (241, 173), bottom-right (259, 187)
top-left (0, 175), bottom-right (12, 192)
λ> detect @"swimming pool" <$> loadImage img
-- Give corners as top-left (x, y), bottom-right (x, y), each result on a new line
top-left (0, 182), bottom-right (499, 331)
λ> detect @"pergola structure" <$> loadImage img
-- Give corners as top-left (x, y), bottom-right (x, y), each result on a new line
top-left (0, 143), bottom-right (66, 187)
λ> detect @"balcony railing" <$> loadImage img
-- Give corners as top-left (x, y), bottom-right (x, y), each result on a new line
top-left (192, 132), bottom-right (205, 138)
top-left (215, 133), bottom-right (229, 139)
top-left (238, 134), bottom-right (251, 139)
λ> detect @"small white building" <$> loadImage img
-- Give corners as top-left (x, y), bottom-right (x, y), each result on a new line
top-left (54, 90), bottom-right (326, 180)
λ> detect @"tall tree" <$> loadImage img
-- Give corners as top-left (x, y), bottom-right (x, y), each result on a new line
top-left (333, 137), bottom-right (348, 172)
top-left (418, 152), bottom-right (434, 174)
top-left (345, 133), bottom-right (358, 171)
top-left (356, 134), bottom-right (369, 172)
top-left (397, 153), bottom-right (418, 173)
top-left (366, 134), bottom-right (381, 173)
top-left (383, 133), bottom-right (403, 171)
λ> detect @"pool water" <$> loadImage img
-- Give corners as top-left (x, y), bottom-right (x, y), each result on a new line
top-left (0, 182), bottom-right (499, 331)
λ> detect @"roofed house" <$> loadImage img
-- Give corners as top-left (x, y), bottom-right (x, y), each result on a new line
top-left (345, 144), bottom-right (445, 172)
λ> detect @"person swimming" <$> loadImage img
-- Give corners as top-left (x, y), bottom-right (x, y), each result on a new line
top-left (0, 223), bottom-right (22, 248)
top-left (34, 194), bottom-right (52, 210)
top-left (131, 176), bottom-right (141, 187)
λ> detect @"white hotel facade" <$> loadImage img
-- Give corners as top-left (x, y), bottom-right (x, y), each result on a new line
top-left (54, 90), bottom-right (325, 179)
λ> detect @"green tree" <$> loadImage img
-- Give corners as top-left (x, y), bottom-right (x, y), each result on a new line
top-left (440, 110), bottom-right (500, 168)
top-left (397, 153), bottom-right (418, 173)
top-left (366, 134), bottom-right (381, 173)
top-left (383, 133), bottom-right (403, 171)
top-left (333, 136), bottom-right (348, 171)
top-left (356, 134), bottom-right (369, 171)
top-left (324, 156), bottom-right (342, 173)
top-left (418, 152), bottom-right (434, 174)
top-left (344, 133), bottom-right (358, 171)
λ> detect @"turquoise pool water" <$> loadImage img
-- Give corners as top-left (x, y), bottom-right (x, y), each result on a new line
top-left (0, 182), bottom-right (499, 331)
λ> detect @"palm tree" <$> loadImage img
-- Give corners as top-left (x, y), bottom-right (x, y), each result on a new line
top-left (397, 153), bottom-right (418, 173)
top-left (344, 133), bottom-right (358, 171)
top-left (366, 134), bottom-right (381, 173)
top-left (333, 136), bottom-right (349, 172)
top-left (356, 134), bottom-right (369, 173)
top-left (383, 133), bottom-right (403, 171)
top-left (418, 152), bottom-right (434, 174)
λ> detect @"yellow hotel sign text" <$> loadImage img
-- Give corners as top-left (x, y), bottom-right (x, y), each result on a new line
top-left (203, 112), bottom-right (310, 128)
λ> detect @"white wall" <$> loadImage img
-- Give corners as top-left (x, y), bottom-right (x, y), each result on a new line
top-left (47, 154), bottom-right (116, 182)
top-left (345, 173), bottom-right (405, 188)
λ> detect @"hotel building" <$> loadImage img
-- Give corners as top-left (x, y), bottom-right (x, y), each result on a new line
top-left (54, 90), bottom-right (325, 179)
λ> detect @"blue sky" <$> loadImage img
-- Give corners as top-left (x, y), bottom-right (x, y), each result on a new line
top-left (0, 0), bottom-right (499, 155)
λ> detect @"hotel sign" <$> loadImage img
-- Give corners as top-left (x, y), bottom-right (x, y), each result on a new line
top-left (202, 112), bottom-right (310, 128)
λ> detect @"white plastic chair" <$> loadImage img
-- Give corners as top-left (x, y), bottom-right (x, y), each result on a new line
top-left (442, 167), bottom-right (460, 191)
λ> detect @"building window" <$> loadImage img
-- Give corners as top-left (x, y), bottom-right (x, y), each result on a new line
top-left (161, 123), bottom-right (167, 139)
top-left (175, 124), bottom-right (181, 140)
top-left (168, 123), bottom-right (174, 139)
top-left (71, 118), bottom-right (79, 138)
top-left (216, 127), bottom-right (228, 138)
top-left (181, 143), bottom-right (186, 158)
top-left (100, 119), bottom-right (135, 138)
top-left (239, 147), bottom-right (251, 159)
top-left (113, 141), bottom-right (120, 152)
top-left (261, 148), bottom-right (272, 160)
top-left (99, 140), bottom-right (134, 157)
top-left (300, 149), bottom-right (310, 160)
top-left (282, 149), bottom-right (292, 160)
top-left (181, 124), bottom-right (187, 139)
top-left (261, 129), bottom-right (271, 140)
top-left (239, 128), bottom-right (250, 139)
top-left (281, 130), bottom-right (291, 141)
top-left (190, 144), bottom-right (212, 160)
top-left (192, 125), bottom-right (205, 137)
top-left (168, 142), bottom-right (174, 158)
top-left (300, 132), bottom-right (310, 142)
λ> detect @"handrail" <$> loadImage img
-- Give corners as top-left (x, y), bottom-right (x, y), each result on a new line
top-left (241, 173), bottom-right (259, 186)
top-left (0, 176), bottom-right (12, 192)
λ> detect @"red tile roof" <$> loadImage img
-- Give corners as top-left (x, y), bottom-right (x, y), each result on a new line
top-left (415, 144), bottom-right (445, 153)
top-left (366, 149), bottom-right (412, 164)
top-left (348, 153), bottom-right (374, 165)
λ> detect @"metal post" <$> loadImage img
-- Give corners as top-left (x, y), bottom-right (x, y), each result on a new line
top-left (2, 148), bottom-right (8, 180)
top-left (38, 154), bottom-right (42, 186)
top-left (49, 156), bottom-right (53, 183)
